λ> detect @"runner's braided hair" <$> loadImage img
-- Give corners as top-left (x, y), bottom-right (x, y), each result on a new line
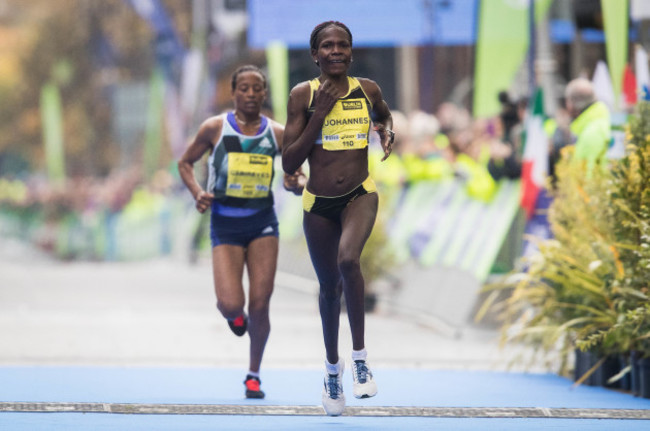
top-left (231, 65), bottom-right (267, 91)
top-left (309, 21), bottom-right (353, 51)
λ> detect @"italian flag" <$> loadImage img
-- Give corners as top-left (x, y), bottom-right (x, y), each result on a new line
top-left (520, 88), bottom-right (547, 219)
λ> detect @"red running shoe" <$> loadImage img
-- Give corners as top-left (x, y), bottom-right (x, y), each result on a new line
top-left (244, 375), bottom-right (265, 399)
top-left (227, 313), bottom-right (247, 336)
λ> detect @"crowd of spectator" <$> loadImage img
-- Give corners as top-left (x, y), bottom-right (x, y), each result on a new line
top-left (0, 167), bottom-right (176, 256)
top-left (1, 82), bottom-right (592, 259)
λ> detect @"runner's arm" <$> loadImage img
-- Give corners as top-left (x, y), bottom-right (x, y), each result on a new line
top-left (178, 118), bottom-right (220, 213)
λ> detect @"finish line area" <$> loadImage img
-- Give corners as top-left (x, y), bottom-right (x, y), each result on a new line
top-left (2, 402), bottom-right (650, 419)
top-left (1, 367), bottom-right (649, 430)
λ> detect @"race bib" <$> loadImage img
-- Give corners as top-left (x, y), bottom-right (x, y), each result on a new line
top-left (321, 98), bottom-right (370, 151)
top-left (226, 153), bottom-right (273, 198)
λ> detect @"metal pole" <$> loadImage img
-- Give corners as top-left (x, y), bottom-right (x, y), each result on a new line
top-left (529, 0), bottom-right (537, 95)
top-left (536, 3), bottom-right (557, 115)
top-left (397, 46), bottom-right (420, 115)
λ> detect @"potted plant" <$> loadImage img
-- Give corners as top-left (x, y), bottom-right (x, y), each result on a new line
top-left (477, 102), bottom-right (650, 397)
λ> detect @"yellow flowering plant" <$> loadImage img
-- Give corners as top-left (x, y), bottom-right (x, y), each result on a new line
top-left (477, 102), bottom-right (650, 377)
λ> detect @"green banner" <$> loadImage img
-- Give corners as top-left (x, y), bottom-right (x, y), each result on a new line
top-left (266, 40), bottom-right (289, 124)
top-left (473, 0), bottom-right (552, 118)
top-left (40, 82), bottom-right (65, 184)
top-left (602, 0), bottom-right (629, 110)
top-left (144, 67), bottom-right (165, 180)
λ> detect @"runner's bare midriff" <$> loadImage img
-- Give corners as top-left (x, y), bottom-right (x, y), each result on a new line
top-left (306, 146), bottom-right (368, 196)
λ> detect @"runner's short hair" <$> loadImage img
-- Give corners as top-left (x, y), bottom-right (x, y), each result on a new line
top-left (231, 65), bottom-right (267, 91)
top-left (310, 21), bottom-right (352, 51)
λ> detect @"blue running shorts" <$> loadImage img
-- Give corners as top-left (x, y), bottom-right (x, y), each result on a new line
top-left (210, 206), bottom-right (279, 248)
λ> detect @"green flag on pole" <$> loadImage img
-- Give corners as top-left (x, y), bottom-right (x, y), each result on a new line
top-left (473, 0), bottom-right (552, 118)
top-left (601, 0), bottom-right (629, 111)
top-left (144, 67), bottom-right (165, 180)
top-left (40, 82), bottom-right (65, 185)
top-left (266, 40), bottom-right (289, 124)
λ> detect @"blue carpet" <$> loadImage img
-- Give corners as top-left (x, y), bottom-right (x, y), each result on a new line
top-left (1, 367), bottom-right (649, 430)
top-left (3, 415), bottom-right (650, 431)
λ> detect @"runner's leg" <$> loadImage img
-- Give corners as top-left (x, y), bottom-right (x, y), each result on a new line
top-left (212, 244), bottom-right (246, 320)
top-left (339, 192), bottom-right (378, 351)
top-left (303, 211), bottom-right (342, 365)
top-left (245, 235), bottom-right (278, 373)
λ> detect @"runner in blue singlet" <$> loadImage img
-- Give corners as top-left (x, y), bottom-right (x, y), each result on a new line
top-left (178, 65), bottom-right (305, 400)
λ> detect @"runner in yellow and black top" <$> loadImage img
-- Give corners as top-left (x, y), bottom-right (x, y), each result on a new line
top-left (178, 65), bottom-right (304, 400)
top-left (282, 21), bottom-right (393, 416)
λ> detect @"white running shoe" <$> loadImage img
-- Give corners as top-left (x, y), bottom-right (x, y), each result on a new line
top-left (322, 361), bottom-right (345, 416)
top-left (351, 359), bottom-right (378, 399)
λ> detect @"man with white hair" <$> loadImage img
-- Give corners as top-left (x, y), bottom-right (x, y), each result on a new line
top-left (564, 77), bottom-right (611, 173)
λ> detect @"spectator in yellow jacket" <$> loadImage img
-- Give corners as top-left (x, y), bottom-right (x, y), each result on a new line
top-left (564, 78), bottom-right (611, 174)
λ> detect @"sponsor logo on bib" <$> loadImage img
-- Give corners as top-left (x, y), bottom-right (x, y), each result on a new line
top-left (342, 100), bottom-right (363, 110)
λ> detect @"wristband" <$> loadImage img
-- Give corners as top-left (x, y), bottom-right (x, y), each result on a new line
top-left (385, 128), bottom-right (395, 145)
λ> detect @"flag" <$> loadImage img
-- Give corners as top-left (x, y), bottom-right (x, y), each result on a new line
top-left (473, 0), bottom-right (528, 118)
top-left (592, 60), bottom-right (616, 111)
top-left (602, 0), bottom-right (629, 111)
top-left (622, 63), bottom-right (637, 107)
top-left (144, 67), bottom-right (165, 180)
top-left (164, 84), bottom-right (185, 160)
top-left (124, 0), bottom-right (185, 58)
top-left (520, 88), bottom-right (547, 220)
top-left (473, 0), bottom-right (553, 118)
top-left (40, 82), bottom-right (65, 185)
top-left (631, 0), bottom-right (650, 20)
top-left (180, 49), bottom-right (204, 120)
top-left (635, 44), bottom-right (650, 100)
top-left (266, 40), bottom-right (289, 124)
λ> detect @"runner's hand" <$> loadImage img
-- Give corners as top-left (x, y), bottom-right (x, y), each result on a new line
top-left (283, 172), bottom-right (306, 196)
top-left (374, 124), bottom-right (394, 161)
top-left (194, 190), bottom-right (214, 213)
top-left (313, 80), bottom-right (341, 116)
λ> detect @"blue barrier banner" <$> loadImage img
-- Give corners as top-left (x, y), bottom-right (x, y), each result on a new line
top-left (385, 179), bottom-right (521, 282)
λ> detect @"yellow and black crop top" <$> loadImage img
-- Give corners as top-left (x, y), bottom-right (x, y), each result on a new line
top-left (307, 76), bottom-right (373, 151)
